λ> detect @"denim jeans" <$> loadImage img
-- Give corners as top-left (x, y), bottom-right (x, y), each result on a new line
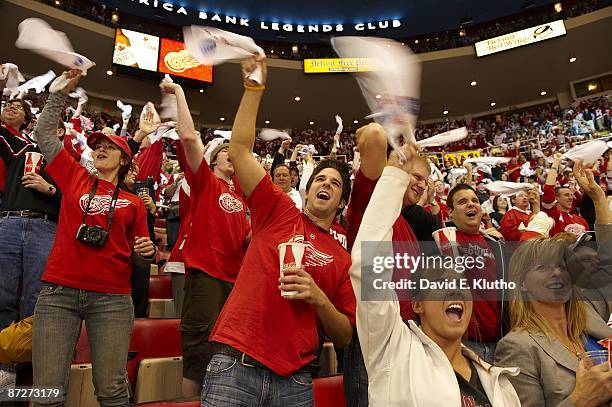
top-left (0, 216), bottom-right (56, 330)
top-left (343, 331), bottom-right (369, 407)
top-left (32, 284), bottom-right (134, 407)
top-left (201, 353), bottom-right (313, 407)
top-left (463, 340), bottom-right (497, 365)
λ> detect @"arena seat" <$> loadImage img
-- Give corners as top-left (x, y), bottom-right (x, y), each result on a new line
top-left (148, 275), bottom-right (173, 299)
top-left (126, 318), bottom-right (183, 390)
top-left (313, 374), bottom-right (346, 407)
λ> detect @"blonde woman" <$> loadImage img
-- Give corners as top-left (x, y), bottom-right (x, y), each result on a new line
top-left (495, 161), bottom-right (612, 407)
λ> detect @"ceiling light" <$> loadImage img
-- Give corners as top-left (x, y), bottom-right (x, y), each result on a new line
top-left (414, 40), bottom-right (419, 44)
top-left (490, 102), bottom-right (496, 107)
top-left (540, 91), bottom-right (547, 96)
top-left (291, 45), bottom-right (298, 54)
top-left (459, 29), bottom-right (466, 37)
top-left (401, 42), bottom-right (405, 45)
top-left (309, 121), bottom-right (314, 125)
top-left (111, 12), bottom-right (119, 23)
top-left (554, 2), bottom-right (563, 12)
top-left (470, 80), bottom-right (477, 86)
top-left (375, 94), bottom-right (381, 99)
top-left (265, 120), bottom-right (270, 124)
top-left (294, 96), bottom-right (301, 101)
top-left (220, 117), bottom-right (225, 121)
top-left (569, 56), bottom-right (577, 63)
top-left (106, 70), bottom-right (113, 76)
top-left (587, 82), bottom-right (598, 92)
top-left (199, 89), bottom-right (204, 93)
top-left (443, 110), bottom-right (449, 115)
top-left (54, 0), bottom-right (60, 5)
top-left (353, 120), bottom-right (358, 124)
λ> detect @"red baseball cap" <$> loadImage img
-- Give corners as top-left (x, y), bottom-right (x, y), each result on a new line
top-left (87, 132), bottom-right (132, 158)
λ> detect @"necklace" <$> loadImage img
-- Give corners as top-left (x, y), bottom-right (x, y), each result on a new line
top-left (556, 336), bottom-right (584, 357)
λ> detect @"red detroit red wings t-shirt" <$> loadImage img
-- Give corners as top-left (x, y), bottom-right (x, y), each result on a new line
top-left (210, 175), bottom-right (356, 376)
top-left (181, 160), bottom-right (250, 282)
top-left (346, 170), bottom-right (420, 320)
top-left (44, 149), bottom-right (149, 294)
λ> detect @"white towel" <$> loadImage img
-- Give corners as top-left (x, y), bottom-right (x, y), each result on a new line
top-left (183, 26), bottom-right (265, 84)
top-left (0, 63), bottom-right (25, 92)
top-left (417, 127), bottom-right (467, 148)
top-left (259, 128), bottom-right (291, 141)
top-left (17, 70), bottom-right (55, 93)
top-left (562, 140), bottom-right (608, 166)
top-left (485, 181), bottom-right (534, 197)
top-left (15, 18), bottom-right (95, 73)
top-left (331, 36), bottom-right (420, 161)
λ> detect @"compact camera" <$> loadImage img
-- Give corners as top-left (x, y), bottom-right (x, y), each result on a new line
top-left (76, 224), bottom-right (108, 247)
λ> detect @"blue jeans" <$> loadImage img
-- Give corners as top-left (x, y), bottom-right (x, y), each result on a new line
top-left (343, 331), bottom-right (368, 407)
top-left (32, 284), bottom-right (134, 407)
top-left (201, 353), bottom-right (313, 407)
top-left (0, 216), bottom-right (56, 330)
top-left (463, 340), bottom-right (497, 365)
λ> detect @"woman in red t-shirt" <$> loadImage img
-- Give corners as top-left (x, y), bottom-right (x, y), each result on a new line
top-left (30, 71), bottom-right (155, 406)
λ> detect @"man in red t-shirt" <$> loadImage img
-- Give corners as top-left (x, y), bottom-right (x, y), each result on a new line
top-left (542, 153), bottom-right (589, 237)
top-left (499, 189), bottom-right (541, 241)
top-left (158, 81), bottom-right (251, 396)
top-left (201, 57), bottom-right (355, 405)
top-left (433, 184), bottom-right (507, 363)
top-left (344, 123), bottom-right (429, 406)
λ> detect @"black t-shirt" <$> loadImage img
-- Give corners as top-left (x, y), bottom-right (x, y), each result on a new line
top-left (0, 125), bottom-right (60, 215)
top-left (455, 361), bottom-right (492, 407)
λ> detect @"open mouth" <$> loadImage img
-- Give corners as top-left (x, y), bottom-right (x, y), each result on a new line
top-left (466, 209), bottom-right (478, 218)
top-left (546, 282), bottom-right (565, 289)
top-left (316, 191), bottom-right (330, 201)
top-left (445, 303), bottom-right (464, 323)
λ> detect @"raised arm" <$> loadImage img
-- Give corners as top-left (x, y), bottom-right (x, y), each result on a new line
top-left (158, 81), bottom-right (203, 174)
top-left (350, 144), bottom-right (417, 376)
top-left (356, 123), bottom-right (388, 180)
top-left (34, 70), bottom-right (81, 164)
top-left (227, 57), bottom-right (268, 198)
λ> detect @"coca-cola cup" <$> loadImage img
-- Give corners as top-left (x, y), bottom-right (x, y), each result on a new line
top-left (24, 152), bottom-right (44, 175)
top-left (278, 242), bottom-right (307, 298)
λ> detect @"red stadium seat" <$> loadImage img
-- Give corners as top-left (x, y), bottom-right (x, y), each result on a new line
top-left (148, 275), bottom-right (173, 299)
top-left (313, 375), bottom-right (346, 407)
top-left (126, 318), bottom-right (183, 391)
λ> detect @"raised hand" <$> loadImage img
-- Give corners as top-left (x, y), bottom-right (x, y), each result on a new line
top-left (241, 55), bottom-right (267, 87)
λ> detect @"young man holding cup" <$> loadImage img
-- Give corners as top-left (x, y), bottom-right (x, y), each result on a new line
top-left (198, 56), bottom-right (355, 405)
top-left (0, 75), bottom-right (64, 386)
top-left (158, 79), bottom-right (251, 397)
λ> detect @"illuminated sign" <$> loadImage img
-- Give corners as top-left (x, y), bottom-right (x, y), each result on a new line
top-left (159, 38), bottom-right (213, 83)
top-left (113, 1), bottom-right (402, 34)
top-left (303, 58), bottom-right (379, 73)
top-left (475, 20), bottom-right (566, 57)
top-left (443, 150), bottom-right (481, 167)
top-left (113, 28), bottom-right (159, 71)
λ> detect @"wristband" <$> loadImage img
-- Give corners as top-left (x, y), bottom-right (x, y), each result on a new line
top-left (244, 84), bottom-right (265, 91)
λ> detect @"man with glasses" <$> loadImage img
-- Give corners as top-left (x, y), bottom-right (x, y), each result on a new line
top-left (0, 74), bottom-right (63, 387)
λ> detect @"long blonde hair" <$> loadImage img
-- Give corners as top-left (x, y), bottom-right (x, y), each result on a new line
top-left (508, 239), bottom-right (586, 344)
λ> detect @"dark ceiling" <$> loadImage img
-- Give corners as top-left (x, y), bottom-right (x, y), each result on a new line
top-left (93, 0), bottom-right (559, 40)
top-left (3, 0), bottom-right (612, 131)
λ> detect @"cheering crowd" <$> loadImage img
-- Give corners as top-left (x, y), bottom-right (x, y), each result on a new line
top-left (1, 45), bottom-right (612, 407)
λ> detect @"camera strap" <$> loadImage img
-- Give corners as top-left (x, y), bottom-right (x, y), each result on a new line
top-left (82, 178), bottom-right (121, 233)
